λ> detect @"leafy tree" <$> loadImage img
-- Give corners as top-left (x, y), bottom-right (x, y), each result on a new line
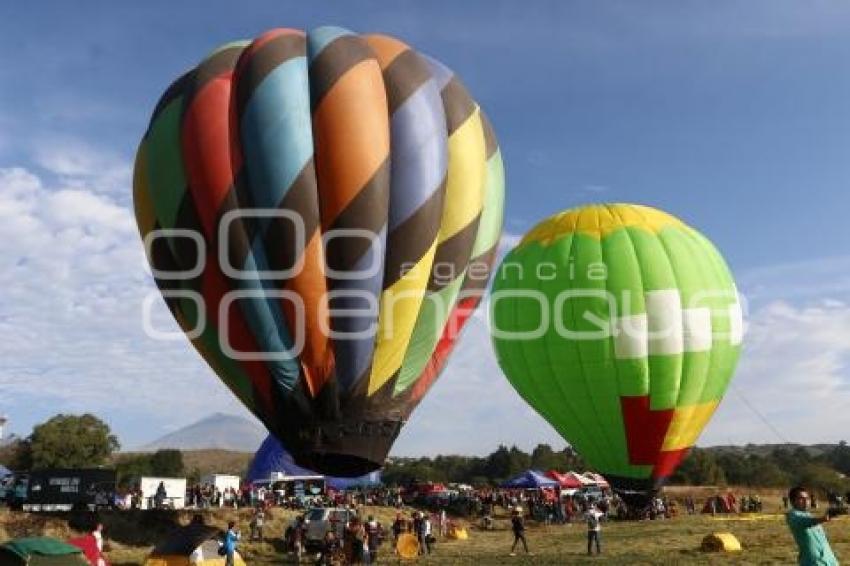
top-left (28, 414), bottom-right (119, 469)
top-left (150, 449), bottom-right (185, 477)
top-left (507, 446), bottom-right (532, 477)
top-left (794, 463), bottom-right (847, 495)
top-left (530, 444), bottom-right (560, 471)
top-left (114, 453), bottom-right (153, 487)
top-left (0, 438), bottom-right (32, 471)
top-left (827, 441), bottom-right (850, 476)
top-left (483, 445), bottom-right (512, 480)
top-left (671, 448), bottom-right (726, 485)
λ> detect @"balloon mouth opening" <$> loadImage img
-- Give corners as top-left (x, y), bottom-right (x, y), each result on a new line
top-left (270, 415), bottom-right (404, 478)
top-left (606, 474), bottom-right (668, 517)
top-left (295, 452), bottom-right (382, 478)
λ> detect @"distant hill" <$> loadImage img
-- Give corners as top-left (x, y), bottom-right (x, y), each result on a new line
top-left (700, 443), bottom-right (836, 458)
top-left (140, 413), bottom-right (266, 452)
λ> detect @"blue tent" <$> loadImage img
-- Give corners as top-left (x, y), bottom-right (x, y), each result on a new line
top-left (500, 470), bottom-right (558, 489)
top-left (247, 435), bottom-right (382, 490)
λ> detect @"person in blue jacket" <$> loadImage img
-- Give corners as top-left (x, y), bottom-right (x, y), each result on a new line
top-left (223, 520), bottom-right (240, 566)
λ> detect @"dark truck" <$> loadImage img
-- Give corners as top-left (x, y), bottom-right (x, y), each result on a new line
top-left (25, 468), bottom-right (116, 511)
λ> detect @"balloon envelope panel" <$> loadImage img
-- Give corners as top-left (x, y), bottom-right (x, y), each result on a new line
top-left (133, 27), bottom-right (504, 476)
top-left (491, 204), bottom-right (741, 493)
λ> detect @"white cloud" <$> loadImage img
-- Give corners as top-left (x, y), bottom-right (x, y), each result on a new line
top-left (393, 311), bottom-right (568, 457)
top-left (32, 137), bottom-right (132, 197)
top-left (701, 298), bottom-right (850, 446)
top-left (0, 166), bottom-right (251, 447)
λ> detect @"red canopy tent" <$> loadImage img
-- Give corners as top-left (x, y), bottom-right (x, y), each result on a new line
top-left (546, 470), bottom-right (596, 489)
top-left (581, 472), bottom-right (610, 488)
top-left (545, 470), bottom-right (586, 488)
top-left (68, 535), bottom-right (110, 566)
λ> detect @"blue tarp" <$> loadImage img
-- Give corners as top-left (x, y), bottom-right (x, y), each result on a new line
top-left (500, 470), bottom-right (558, 489)
top-left (247, 435), bottom-right (382, 490)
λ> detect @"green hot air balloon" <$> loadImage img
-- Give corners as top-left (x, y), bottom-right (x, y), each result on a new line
top-left (491, 204), bottom-right (742, 501)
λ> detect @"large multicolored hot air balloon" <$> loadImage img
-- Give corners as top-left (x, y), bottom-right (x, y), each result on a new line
top-left (133, 26), bottom-right (504, 476)
top-left (491, 204), bottom-right (741, 498)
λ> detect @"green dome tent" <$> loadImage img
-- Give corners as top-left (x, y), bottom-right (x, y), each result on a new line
top-left (0, 537), bottom-right (90, 566)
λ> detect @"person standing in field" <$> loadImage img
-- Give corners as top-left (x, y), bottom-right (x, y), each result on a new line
top-left (223, 521), bottom-right (240, 566)
top-left (250, 505), bottom-right (265, 541)
top-left (785, 486), bottom-right (838, 566)
top-left (585, 502), bottom-right (603, 555)
top-left (509, 507), bottom-right (531, 556)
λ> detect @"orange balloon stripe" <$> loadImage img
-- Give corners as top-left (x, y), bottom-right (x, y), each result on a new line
top-left (363, 34), bottom-right (408, 69)
top-left (284, 230), bottom-right (334, 396)
top-left (312, 59), bottom-right (390, 228)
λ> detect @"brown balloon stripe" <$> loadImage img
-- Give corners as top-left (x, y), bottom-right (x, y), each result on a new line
top-left (323, 159), bottom-right (390, 274)
top-left (261, 158), bottom-right (321, 275)
top-left (481, 110), bottom-right (499, 160)
top-left (309, 34), bottom-right (376, 110)
top-left (426, 213), bottom-right (481, 292)
top-left (382, 178), bottom-right (446, 289)
top-left (148, 71), bottom-right (192, 135)
top-left (147, 220), bottom-right (185, 316)
top-left (441, 77), bottom-right (477, 135)
top-left (381, 48), bottom-right (433, 115)
top-left (182, 46), bottom-right (245, 113)
top-left (234, 30), bottom-right (306, 117)
top-left (211, 174), bottom-right (259, 275)
top-left (170, 191), bottom-right (206, 295)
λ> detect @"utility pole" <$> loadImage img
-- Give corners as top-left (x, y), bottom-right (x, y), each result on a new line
top-left (0, 416), bottom-right (6, 441)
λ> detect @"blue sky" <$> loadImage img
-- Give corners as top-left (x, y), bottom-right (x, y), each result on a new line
top-left (1, 1), bottom-right (849, 453)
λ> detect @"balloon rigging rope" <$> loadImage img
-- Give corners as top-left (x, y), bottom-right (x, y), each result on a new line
top-left (730, 384), bottom-right (791, 444)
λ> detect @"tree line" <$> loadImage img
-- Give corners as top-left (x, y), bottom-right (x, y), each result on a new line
top-left (0, 413), bottom-right (189, 487)
top-left (3, 413), bottom-right (849, 494)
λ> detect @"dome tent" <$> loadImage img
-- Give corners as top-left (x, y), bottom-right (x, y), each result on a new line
top-left (0, 537), bottom-right (90, 566)
top-left (143, 523), bottom-right (246, 566)
top-left (248, 435), bottom-right (382, 489)
top-left (499, 470), bottom-right (558, 489)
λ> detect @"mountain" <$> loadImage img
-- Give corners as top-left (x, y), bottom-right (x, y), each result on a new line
top-left (140, 413), bottom-right (266, 452)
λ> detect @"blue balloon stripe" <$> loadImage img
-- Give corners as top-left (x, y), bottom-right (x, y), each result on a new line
top-left (387, 79), bottom-right (448, 231)
top-left (307, 26), bottom-right (355, 61)
top-left (241, 56), bottom-right (314, 223)
top-left (330, 224), bottom-right (388, 391)
top-left (421, 54), bottom-right (454, 91)
top-left (230, 237), bottom-right (301, 392)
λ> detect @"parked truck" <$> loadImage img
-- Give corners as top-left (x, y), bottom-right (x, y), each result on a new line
top-left (25, 468), bottom-right (116, 512)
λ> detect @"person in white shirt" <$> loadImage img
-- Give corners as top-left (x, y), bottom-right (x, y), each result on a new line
top-left (91, 523), bottom-right (107, 566)
top-left (585, 503), bottom-right (603, 555)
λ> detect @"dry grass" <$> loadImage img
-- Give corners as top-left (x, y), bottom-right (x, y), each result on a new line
top-left (2, 497), bottom-right (849, 565)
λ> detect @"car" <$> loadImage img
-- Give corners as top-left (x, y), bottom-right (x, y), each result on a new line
top-left (581, 487), bottom-right (605, 502)
top-left (299, 507), bottom-right (358, 551)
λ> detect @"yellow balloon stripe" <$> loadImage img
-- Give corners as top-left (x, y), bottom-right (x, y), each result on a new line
top-left (132, 142), bottom-right (156, 240)
top-left (438, 106), bottom-right (485, 244)
top-left (368, 239), bottom-right (439, 395)
top-left (661, 400), bottom-right (719, 451)
top-left (520, 203), bottom-right (686, 247)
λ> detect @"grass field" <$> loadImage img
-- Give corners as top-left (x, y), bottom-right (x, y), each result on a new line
top-left (2, 498), bottom-right (848, 565)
